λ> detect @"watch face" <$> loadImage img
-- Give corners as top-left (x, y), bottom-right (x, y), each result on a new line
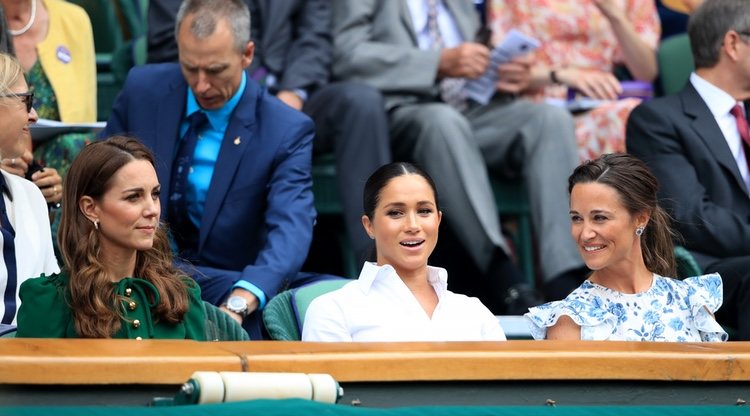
top-left (228, 296), bottom-right (247, 311)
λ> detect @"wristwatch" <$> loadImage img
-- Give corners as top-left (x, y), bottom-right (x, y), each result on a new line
top-left (225, 295), bottom-right (250, 318)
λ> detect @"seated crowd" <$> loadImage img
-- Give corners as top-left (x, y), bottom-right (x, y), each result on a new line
top-left (0, 0), bottom-right (747, 342)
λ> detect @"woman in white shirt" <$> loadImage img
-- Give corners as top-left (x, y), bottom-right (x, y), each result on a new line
top-left (0, 52), bottom-right (59, 325)
top-left (302, 162), bottom-right (505, 341)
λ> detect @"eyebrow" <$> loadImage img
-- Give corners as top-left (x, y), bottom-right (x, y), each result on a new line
top-left (569, 209), bottom-right (612, 215)
top-left (122, 185), bottom-right (160, 193)
top-left (382, 201), bottom-right (435, 209)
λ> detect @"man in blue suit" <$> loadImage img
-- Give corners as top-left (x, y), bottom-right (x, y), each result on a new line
top-left (102, 0), bottom-right (326, 338)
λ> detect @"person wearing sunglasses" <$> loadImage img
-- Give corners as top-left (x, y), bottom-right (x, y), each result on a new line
top-left (0, 52), bottom-right (60, 327)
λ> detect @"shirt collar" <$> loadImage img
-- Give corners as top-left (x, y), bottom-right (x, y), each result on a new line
top-left (185, 71), bottom-right (247, 130)
top-left (690, 72), bottom-right (739, 118)
top-left (358, 262), bottom-right (449, 294)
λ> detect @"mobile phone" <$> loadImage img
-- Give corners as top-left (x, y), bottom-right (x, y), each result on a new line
top-left (25, 160), bottom-right (45, 181)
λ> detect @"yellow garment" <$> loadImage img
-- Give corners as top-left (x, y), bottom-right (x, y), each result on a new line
top-left (36, 0), bottom-right (96, 122)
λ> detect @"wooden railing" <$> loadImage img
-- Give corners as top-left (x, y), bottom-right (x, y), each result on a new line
top-left (3, 339), bottom-right (750, 385)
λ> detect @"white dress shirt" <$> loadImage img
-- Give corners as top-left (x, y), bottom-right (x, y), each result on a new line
top-left (302, 262), bottom-right (506, 342)
top-left (406, 0), bottom-right (464, 50)
top-left (690, 72), bottom-right (750, 193)
top-left (0, 172), bottom-right (60, 324)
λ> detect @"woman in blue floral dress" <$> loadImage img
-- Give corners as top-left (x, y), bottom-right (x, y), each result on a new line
top-left (526, 153), bottom-right (726, 342)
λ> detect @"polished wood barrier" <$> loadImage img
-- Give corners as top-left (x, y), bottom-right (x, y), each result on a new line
top-left (2, 339), bottom-right (750, 385)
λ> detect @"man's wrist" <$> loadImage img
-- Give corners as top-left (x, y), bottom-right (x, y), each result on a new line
top-left (225, 288), bottom-right (260, 315)
top-left (224, 295), bottom-right (251, 318)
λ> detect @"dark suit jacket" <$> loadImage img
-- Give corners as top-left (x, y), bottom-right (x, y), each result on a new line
top-left (147, 0), bottom-right (331, 93)
top-left (102, 63), bottom-right (317, 306)
top-left (627, 82), bottom-right (750, 269)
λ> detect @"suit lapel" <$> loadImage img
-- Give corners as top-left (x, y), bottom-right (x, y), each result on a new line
top-left (198, 80), bottom-right (258, 250)
top-left (682, 84), bottom-right (748, 194)
top-left (443, 0), bottom-right (478, 41)
top-left (155, 77), bottom-right (188, 217)
top-left (398, 0), bottom-right (418, 46)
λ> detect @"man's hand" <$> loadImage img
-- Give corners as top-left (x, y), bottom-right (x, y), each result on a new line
top-left (438, 42), bottom-right (490, 80)
top-left (276, 90), bottom-right (304, 111)
top-left (0, 150), bottom-right (32, 177)
top-left (219, 288), bottom-right (260, 324)
top-left (31, 167), bottom-right (63, 204)
top-left (555, 67), bottom-right (622, 100)
top-left (495, 56), bottom-right (532, 94)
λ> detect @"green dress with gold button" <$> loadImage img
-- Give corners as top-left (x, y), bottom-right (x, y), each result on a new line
top-left (15, 271), bottom-right (207, 340)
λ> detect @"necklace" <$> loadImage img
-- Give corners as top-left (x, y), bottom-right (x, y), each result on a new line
top-left (9, 0), bottom-right (37, 37)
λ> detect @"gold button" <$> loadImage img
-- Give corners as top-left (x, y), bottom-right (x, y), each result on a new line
top-left (133, 319), bottom-right (140, 329)
top-left (135, 336), bottom-right (142, 341)
top-left (128, 301), bottom-right (137, 311)
top-left (125, 288), bottom-right (132, 297)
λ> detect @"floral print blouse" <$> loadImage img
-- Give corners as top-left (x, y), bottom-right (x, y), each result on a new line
top-left (526, 274), bottom-right (727, 342)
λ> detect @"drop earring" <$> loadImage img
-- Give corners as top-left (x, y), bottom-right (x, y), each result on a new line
top-left (94, 220), bottom-right (99, 230)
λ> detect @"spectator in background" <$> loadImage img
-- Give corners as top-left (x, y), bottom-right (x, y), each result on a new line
top-left (103, 0), bottom-right (340, 339)
top-left (331, 0), bottom-right (586, 307)
top-left (0, 5), bottom-right (13, 54)
top-left (627, 0), bottom-right (750, 340)
top-left (657, 0), bottom-right (704, 39)
top-left (526, 154), bottom-right (726, 342)
top-left (16, 136), bottom-right (207, 340)
top-left (303, 162), bottom-right (506, 342)
top-left (0, 52), bottom-right (59, 326)
top-left (1, 0), bottom-right (96, 181)
top-left (489, 0), bottom-right (660, 162)
top-left (148, 0), bottom-right (391, 267)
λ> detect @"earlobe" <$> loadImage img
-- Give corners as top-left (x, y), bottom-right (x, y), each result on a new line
top-left (362, 215), bottom-right (374, 239)
top-left (242, 41), bottom-right (255, 68)
top-left (79, 196), bottom-right (98, 224)
top-left (724, 31), bottom-right (742, 61)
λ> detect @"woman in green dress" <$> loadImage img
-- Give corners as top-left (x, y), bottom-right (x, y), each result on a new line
top-left (16, 136), bottom-right (206, 340)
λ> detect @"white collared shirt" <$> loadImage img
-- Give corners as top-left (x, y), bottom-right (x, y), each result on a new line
top-left (302, 262), bottom-right (506, 342)
top-left (690, 73), bottom-right (750, 192)
top-left (0, 172), bottom-right (60, 325)
top-left (406, 0), bottom-right (464, 50)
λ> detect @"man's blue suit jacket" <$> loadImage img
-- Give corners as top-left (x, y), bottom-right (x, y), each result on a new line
top-left (102, 63), bottom-right (316, 310)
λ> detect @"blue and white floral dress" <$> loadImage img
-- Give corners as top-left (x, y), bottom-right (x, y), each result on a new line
top-left (525, 274), bottom-right (727, 342)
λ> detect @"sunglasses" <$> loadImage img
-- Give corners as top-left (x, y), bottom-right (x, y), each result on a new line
top-left (0, 91), bottom-right (34, 113)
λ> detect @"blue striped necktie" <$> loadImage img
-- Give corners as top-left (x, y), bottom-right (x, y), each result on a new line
top-left (169, 111), bottom-right (208, 253)
top-left (0, 173), bottom-right (17, 324)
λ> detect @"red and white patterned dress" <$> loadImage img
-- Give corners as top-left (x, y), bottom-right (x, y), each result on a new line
top-left (488, 0), bottom-right (661, 162)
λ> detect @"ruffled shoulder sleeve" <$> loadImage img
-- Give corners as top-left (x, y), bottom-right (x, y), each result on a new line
top-left (682, 273), bottom-right (727, 342)
top-left (16, 272), bottom-right (72, 338)
top-left (524, 282), bottom-right (618, 340)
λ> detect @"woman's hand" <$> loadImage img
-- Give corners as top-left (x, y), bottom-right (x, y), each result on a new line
top-left (556, 67), bottom-right (622, 100)
top-left (30, 167), bottom-right (63, 204)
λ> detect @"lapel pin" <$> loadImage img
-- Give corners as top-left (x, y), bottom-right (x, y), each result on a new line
top-left (234, 136), bottom-right (241, 145)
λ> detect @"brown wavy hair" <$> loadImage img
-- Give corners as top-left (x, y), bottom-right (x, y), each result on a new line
top-left (60, 136), bottom-right (190, 338)
top-left (568, 153), bottom-right (676, 277)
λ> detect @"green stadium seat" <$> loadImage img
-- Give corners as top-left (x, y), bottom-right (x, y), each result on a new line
top-left (263, 279), bottom-right (349, 341)
top-left (203, 301), bottom-right (249, 341)
top-left (656, 34), bottom-right (694, 96)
